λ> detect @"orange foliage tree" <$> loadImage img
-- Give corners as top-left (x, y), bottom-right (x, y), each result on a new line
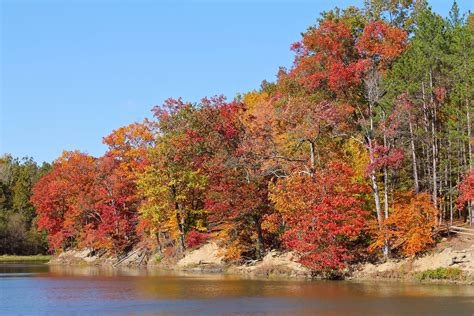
top-left (102, 119), bottom-right (156, 175)
top-left (370, 192), bottom-right (437, 256)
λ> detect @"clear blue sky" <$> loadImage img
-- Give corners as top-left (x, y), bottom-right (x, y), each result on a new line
top-left (1, 0), bottom-right (472, 163)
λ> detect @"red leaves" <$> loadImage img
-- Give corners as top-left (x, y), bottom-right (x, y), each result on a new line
top-left (296, 20), bottom-right (353, 59)
top-left (152, 97), bottom-right (187, 118)
top-left (31, 152), bottom-right (139, 253)
top-left (366, 144), bottom-right (405, 174)
top-left (185, 230), bottom-right (209, 249)
top-left (290, 20), bottom-right (365, 94)
top-left (365, 92), bottom-right (413, 174)
top-left (457, 170), bottom-right (474, 210)
top-left (270, 162), bottom-right (368, 273)
top-left (357, 21), bottom-right (408, 70)
top-left (434, 86), bottom-right (447, 102)
top-left (289, 19), bottom-right (406, 94)
top-left (185, 129), bottom-right (204, 143)
top-left (31, 152), bottom-right (98, 251)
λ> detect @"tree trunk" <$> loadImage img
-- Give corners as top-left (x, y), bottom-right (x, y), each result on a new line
top-left (466, 99), bottom-right (472, 171)
top-left (254, 215), bottom-right (265, 259)
top-left (176, 207), bottom-right (185, 252)
top-left (383, 130), bottom-right (389, 221)
top-left (448, 140), bottom-right (453, 226)
top-left (469, 201), bottom-right (473, 227)
top-left (409, 119), bottom-right (419, 193)
top-left (370, 167), bottom-right (388, 257)
top-left (370, 173), bottom-right (383, 224)
top-left (368, 138), bottom-right (383, 228)
top-left (383, 166), bottom-right (389, 218)
top-left (171, 185), bottom-right (185, 252)
top-left (422, 81), bottom-right (432, 193)
top-left (426, 74), bottom-right (438, 211)
top-left (309, 140), bottom-right (315, 177)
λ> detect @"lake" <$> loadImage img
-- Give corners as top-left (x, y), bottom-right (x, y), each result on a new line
top-left (0, 262), bottom-right (473, 315)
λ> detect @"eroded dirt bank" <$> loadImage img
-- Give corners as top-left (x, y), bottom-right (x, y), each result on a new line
top-left (352, 235), bottom-right (474, 283)
top-left (49, 235), bottom-right (474, 283)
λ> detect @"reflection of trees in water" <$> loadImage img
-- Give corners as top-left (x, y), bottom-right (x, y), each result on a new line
top-left (0, 262), bottom-right (49, 275)
top-left (49, 264), bottom-right (148, 277)
top-left (29, 264), bottom-right (474, 302)
top-left (2, 264), bottom-right (474, 315)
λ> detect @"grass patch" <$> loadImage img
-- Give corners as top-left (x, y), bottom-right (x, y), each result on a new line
top-left (0, 255), bottom-right (51, 262)
top-left (154, 254), bottom-right (163, 264)
top-left (415, 267), bottom-right (465, 281)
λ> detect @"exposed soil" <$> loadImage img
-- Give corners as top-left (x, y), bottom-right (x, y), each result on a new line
top-left (352, 235), bottom-right (474, 283)
top-left (48, 235), bottom-right (473, 283)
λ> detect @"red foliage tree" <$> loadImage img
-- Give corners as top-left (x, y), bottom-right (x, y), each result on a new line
top-left (458, 170), bottom-right (474, 206)
top-left (31, 152), bottom-right (98, 251)
top-left (184, 230), bottom-right (209, 249)
top-left (290, 20), bottom-right (367, 94)
top-left (457, 170), bottom-right (474, 225)
top-left (31, 152), bottom-right (140, 253)
top-left (289, 18), bottom-right (406, 95)
top-left (357, 21), bottom-right (408, 71)
top-left (270, 162), bottom-right (368, 274)
top-left (80, 156), bottom-right (140, 252)
top-left (201, 94), bottom-right (280, 260)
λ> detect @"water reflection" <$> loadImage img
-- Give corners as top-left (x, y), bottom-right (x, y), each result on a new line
top-left (1, 263), bottom-right (473, 315)
top-left (0, 262), bottom-right (49, 276)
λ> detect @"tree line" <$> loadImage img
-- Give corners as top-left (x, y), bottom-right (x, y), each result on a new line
top-left (0, 156), bottom-right (51, 255)
top-left (11, 1), bottom-right (473, 275)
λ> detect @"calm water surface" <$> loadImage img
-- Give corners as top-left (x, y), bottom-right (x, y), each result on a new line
top-left (0, 262), bottom-right (473, 315)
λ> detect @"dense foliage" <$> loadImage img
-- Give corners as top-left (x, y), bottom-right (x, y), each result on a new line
top-left (0, 156), bottom-right (51, 254)
top-left (24, 1), bottom-right (474, 275)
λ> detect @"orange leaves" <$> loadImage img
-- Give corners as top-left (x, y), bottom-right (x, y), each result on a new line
top-left (298, 20), bottom-right (353, 58)
top-left (370, 192), bottom-right (437, 256)
top-left (103, 119), bottom-right (156, 174)
top-left (357, 21), bottom-right (408, 70)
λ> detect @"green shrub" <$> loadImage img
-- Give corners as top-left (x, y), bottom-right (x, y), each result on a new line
top-left (415, 267), bottom-right (464, 281)
top-left (154, 254), bottom-right (162, 263)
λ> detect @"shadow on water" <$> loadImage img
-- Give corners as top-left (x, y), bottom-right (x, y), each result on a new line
top-left (0, 262), bottom-right (473, 315)
top-left (0, 262), bottom-right (49, 277)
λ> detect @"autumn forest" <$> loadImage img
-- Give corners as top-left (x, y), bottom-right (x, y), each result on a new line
top-left (2, 0), bottom-right (473, 276)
